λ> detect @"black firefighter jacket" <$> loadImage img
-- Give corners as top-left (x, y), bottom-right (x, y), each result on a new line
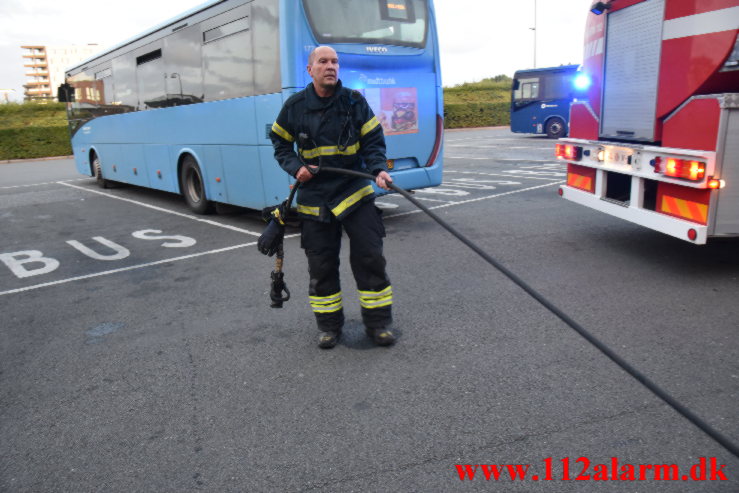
top-left (270, 80), bottom-right (388, 222)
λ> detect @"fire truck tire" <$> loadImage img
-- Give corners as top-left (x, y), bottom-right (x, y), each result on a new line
top-left (545, 117), bottom-right (566, 139)
top-left (180, 155), bottom-right (214, 214)
top-left (92, 153), bottom-right (111, 189)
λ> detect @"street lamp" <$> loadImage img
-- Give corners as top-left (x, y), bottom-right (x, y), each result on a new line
top-left (530, 0), bottom-right (537, 68)
top-left (170, 73), bottom-right (183, 99)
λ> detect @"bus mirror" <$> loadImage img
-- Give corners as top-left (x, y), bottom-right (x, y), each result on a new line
top-left (57, 83), bottom-right (75, 102)
top-left (512, 79), bottom-right (520, 90)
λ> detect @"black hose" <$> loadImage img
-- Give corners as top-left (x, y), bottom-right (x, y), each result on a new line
top-left (320, 166), bottom-right (739, 459)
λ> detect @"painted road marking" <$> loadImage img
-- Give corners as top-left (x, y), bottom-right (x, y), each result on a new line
top-left (0, 178), bottom-right (87, 190)
top-left (446, 157), bottom-right (557, 163)
top-left (1, 177), bottom-right (561, 295)
top-left (385, 181), bottom-right (563, 218)
top-left (0, 231), bottom-right (300, 297)
top-left (444, 170), bottom-right (563, 181)
top-left (0, 243), bottom-right (254, 297)
top-left (59, 181), bottom-right (262, 236)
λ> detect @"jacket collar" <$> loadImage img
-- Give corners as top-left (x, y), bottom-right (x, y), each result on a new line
top-left (306, 80), bottom-right (344, 110)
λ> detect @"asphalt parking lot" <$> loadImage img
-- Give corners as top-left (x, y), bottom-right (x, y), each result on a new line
top-left (1, 128), bottom-right (737, 492)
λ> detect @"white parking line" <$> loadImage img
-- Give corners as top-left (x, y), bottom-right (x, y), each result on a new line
top-left (446, 157), bottom-right (557, 162)
top-left (0, 178), bottom-right (87, 190)
top-left (385, 181), bottom-right (563, 218)
top-left (443, 170), bottom-right (563, 181)
top-left (59, 181), bottom-right (263, 237)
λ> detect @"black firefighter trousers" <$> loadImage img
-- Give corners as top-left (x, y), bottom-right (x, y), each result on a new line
top-left (301, 200), bottom-right (393, 333)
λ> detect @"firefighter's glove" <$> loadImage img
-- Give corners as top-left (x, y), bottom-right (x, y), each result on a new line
top-left (257, 220), bottom-right (284, 257)
top-left (261, 201), bottom-right (288, 226)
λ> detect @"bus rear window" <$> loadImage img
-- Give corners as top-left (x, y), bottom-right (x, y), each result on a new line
top-left (302, 0), bottom-right (427, 48)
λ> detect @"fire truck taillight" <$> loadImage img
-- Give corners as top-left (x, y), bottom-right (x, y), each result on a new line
top-left (653, 157), bottom-right (706, 182)
top-left (555, 144), bottom-right (582, 161)
top-left (707, 178), bottom-right (725, 189)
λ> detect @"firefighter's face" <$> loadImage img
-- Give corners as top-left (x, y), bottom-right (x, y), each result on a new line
top-left (307, 46), bottom-right (339, 91)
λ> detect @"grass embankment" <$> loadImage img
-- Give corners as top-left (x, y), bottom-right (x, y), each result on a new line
top-left (443, 75), bottom-right (512, 129)
top-left (0, 77), bottom-right (513, 160)
top-left (0, 103), bottom-right (71, 160)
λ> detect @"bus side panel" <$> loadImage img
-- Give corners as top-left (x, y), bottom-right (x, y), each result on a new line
top-left (259, 145), bottom-right (293, 205)
top-left (221, 145), bottom-right (267, 210)
top-left (200, 146), bottom-right (228, 203)
top-left (92, 143), bottom-right (145, 188)
top-left (144, 145), bottom-right (176, 193)
top-left (511, 104), bottom-right (543, 134)
top-left (254, 93), bottom-right (285, 146)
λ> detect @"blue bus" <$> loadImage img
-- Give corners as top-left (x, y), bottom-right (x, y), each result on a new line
top-left (63, 0), bottom-right (443, 213)
top-left (510, 64), bottom-right (579, 139)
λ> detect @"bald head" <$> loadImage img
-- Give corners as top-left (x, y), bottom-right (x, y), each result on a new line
top-left (308, 46), bottom-right (337, 65)
top-left (307, 46), bottom-right (339, 97)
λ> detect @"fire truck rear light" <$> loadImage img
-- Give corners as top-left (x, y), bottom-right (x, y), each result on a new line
top-left (555, 144), bottom-right (582, 161)
top-left (707, 178), bottom-right (725, 189)
top-left (558, 187), bottom-right (564, 196)
top-left (597, 150), bottom-right (605, 161)
top-left (688, 229), bottom-right (697, 241)
top-left (654, 157), bottom-right (705, 181)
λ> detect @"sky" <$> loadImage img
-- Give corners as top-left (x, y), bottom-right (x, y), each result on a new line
top-left (0, 0), bottom-right (589, 102)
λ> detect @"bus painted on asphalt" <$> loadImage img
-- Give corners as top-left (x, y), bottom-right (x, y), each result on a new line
top-left (510, 64), bottom-right (579, 139)
top-left (63, 0), bottom-right (444, 213)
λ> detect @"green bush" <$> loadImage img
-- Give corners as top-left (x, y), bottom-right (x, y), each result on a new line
top-left (0, 103), bottom-right (71, 160)
top-left (442, 75), bottom-right (512, 129)
top-left (444, 102), bottom-right (510, 129)
top-left (0, 126), bottom-right (72, 160)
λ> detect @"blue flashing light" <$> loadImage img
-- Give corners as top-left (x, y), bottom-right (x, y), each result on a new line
top-left (573, 73), bottom-right (592, 91)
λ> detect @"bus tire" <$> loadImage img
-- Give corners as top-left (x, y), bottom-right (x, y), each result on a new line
top-left (92, 153), bottom-right (111, 189)
top-left (180, 155), bottom-right (214, 214)
top-left (545, 117), bottom-right (566, 139)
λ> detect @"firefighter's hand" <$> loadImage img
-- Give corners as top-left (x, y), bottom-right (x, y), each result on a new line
top-left (296, 166), bottom-right (318, 183)
top-left (257, 220), bottom-right (285, 256)
top-left (375, 170), bottom-right (393, 190)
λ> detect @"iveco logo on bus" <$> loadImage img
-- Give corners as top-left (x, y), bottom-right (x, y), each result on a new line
top-left (366, 47), bottom-right (388, 54)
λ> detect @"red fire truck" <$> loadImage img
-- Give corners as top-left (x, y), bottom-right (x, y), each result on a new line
top-left (556, 0), bottom-right (739, 244)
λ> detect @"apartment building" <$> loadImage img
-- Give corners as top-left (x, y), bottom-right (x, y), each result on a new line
top-left (21, 44), bottom-right (100, 101)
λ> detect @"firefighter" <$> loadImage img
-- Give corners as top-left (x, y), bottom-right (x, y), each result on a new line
top-left (269, 46), bottom-right (396, 349)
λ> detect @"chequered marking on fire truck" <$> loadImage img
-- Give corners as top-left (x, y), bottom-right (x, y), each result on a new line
top-left (567, 173), bottom-right (594, 193)
top-left (660, 195), bottom-right (708, 225)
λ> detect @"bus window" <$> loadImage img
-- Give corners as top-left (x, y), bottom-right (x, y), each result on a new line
top-left (513, 78), bottom-right (539, 102)
top-left (112, 54), bottom-right (138, 111)
top-left (302, 0), bottom-right (427, 48)
top-left (162, 25), bottom-right (204, 107)
top-left (202, 5), bottom-right (254, 101)
top-left (136, 45), bottom-right (166, 110)
top-left (540, 73), bottom-right (571, 100)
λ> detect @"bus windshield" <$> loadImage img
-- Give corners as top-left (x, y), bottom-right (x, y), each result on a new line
top-left (302, 0), bottom-right (427, 48)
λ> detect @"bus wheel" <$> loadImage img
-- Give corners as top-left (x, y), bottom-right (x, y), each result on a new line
top-left (92, 154), bottom-right (110, 189)
top-left (180, 155), bottom-right (214, 214)
top-left (545, 117), bottom-right (566, 139)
